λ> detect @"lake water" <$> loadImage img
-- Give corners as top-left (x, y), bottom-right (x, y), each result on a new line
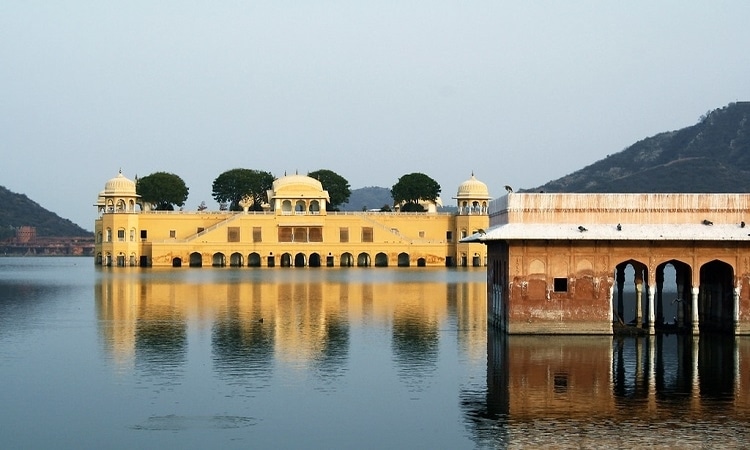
top-left (1, 257), bottom-right (748, 449)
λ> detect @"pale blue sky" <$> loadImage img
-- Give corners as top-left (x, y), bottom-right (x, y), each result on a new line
top-left (2, 2), bottom-right (749, 230)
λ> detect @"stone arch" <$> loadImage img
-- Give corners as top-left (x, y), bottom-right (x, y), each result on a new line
top-left (417, 258), bottom-right (426, 267)
top-left (699, 260), bottom-right (735, 333)
top-left (613, 259), bottom-right (650, 327)
top-left (357, 252), bottom-right (371, 267)
top-left (340, 252), bottom-right (354, 267)
top-left (654, 259), bottom-right (693, 330)
top-left (172, 257), bottom-right (182, 268)
top-left (212, 252), bottom-right (226, 267)
top-left (397, 252), bottom-right (410, 267)
top-left (375, 252), bottom-right (388, 267)
top-left (529, 259), bottom-right (545, 277)
top-left (295, 200), bottom-right (305, 212)
top-left (189, 252), bottom-right (202, 267)
top-left (281, 200), bottom-right (292, 213)
top-left (309, 253), bottom-right (321, 267)
top-left (248, 252), bottom-right (262, 267)
top-left (309, 200), bottom-right (320, 213)
top-left (281, 253), bottom-right (292, 267)
top-left (294, 253), bottom-right (306, 267)
top-left (230, 252), bottom-right (243, 267)
top-left (576, 258), bottom-right (594, 276)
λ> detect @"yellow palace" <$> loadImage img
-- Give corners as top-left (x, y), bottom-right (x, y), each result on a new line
top-left (94, 171), bottom-right (490, 268)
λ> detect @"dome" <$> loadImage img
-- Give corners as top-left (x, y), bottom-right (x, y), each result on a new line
top-left (272, 174), bottom-right (324, 192)
top-left (103, 171), bottom-right (137, 196)
top-left (455, 174), bottom-right (490, 200)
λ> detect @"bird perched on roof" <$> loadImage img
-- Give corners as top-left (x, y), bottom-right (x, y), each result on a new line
top-left (702, 219), bottom-right (713, 226)
top-left (741, 221), bottom-right (746, 228)
top-left (504, 185), bottom-right (513, 193)
top-left (616, 223), bottom-right (622, 231)
top-left (578, 226), bottom-right (587, 232)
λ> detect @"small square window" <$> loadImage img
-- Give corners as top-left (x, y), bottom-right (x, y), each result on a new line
top-left (169, 230), bottom-right (176, 238)
top-left (553, 277), bottom-right (568, 292)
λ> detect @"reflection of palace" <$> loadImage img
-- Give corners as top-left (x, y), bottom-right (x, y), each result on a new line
top-left (461, 334), bottom-right (750, 447)
top-left (94, 273), bottom-right (487, 376)
top-left (94, 172), bottom-right (490, 268)
top-left (468, 193), bottom-right (750, 335)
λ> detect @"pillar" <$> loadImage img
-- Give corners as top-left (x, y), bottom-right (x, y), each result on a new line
top-left (616, 266), bottom-right (625, 323)
top-left (734, 286), bottom-right (741, 335)
top-left (635, 276), bottom-right (643, 328)
top-left (648, 284), bottom-right (656, 335)
top-left (656, 269), bottom-right (664, 325)
top-left (691, 286), bottom-right (700, 335)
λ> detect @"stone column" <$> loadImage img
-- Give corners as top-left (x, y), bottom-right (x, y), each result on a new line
top-left (635, 276), bottom-right (644, 328)
top-left (656, 269), bottom-right (664, 325)
top-left (676, 269), bottom-right (685, 328)
top-left (734, 286), bottom-right (741, 335)
top-left (691, 286), bottom-right (700, 335)
top-left (616, 267), bottom-right (625, 324)
top-left (648, 284), bottom-right (656, 335)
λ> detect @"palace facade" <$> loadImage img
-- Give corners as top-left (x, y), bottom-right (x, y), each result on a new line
top-left (94, 171), bottom-right (490, 269)
top-left (466, 192), bottom-right (750, 335)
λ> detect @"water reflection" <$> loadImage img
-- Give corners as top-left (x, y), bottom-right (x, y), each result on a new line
top-left (94, 269), bottom-right (487, 395)
top-left (464, 333), bottom-right (750, 448)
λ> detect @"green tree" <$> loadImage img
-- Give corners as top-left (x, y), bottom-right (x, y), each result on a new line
top-left (212, 168), bottom-right (274, 211)
top-left (307, 169), bottom-right (352, 211)
top-left (391, 172), bottom-right (441, 211)
top-left (136, 172), bottom-right (189, 211)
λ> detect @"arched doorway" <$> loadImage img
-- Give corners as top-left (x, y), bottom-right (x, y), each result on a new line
top-left (699, 260), bottom-right (735, 333)
top-left (375, 252), bottom-right (388, 267)
top-left (281, 253), bottom-right (292, 267)
top-left (309, 253), bottom-right (321, 267)
top-left (294, 253), bottom-right (306, 267)
top-left (357, 252), bottom-right (370, 267)
top-left (655, 260), bottom-right (692, 330)
top-left (417, 258), bottom-right (426, 267)
top-left (172, 257), bottom-right (182, 268)
top-left (230, 252), bottom-right (243, 267)
top-left (398, 252), bottom-right (410, 267)
top-left (614, 260), bottom-right (649, 328)
top-left (340, 252), bottom-right (354, 267)
top-left (189, 252), bottom-right (202, 267)
top-left (248, 252), bottom-right (261, 267)
top-left (212, 253), bottom-right (226, 267)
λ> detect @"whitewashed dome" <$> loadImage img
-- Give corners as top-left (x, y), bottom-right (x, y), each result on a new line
top-left (103, 171), bottom-right (137, 196)
top-left (455, 173), bottom-right (490, 199)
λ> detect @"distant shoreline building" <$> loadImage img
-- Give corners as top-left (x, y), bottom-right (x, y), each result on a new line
top-left (94, 171), bottom-right (490, 269)
top-left (465, 193), bottom-right (750, 336)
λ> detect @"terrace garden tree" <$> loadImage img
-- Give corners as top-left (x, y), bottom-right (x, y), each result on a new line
top-left (391, 172), bottom-right (441, 212)
top-left (308, 169), bottom-right (351, 211)
top-left (212, 168), bottom-right (274, 211)
top-left (136, 172), bottom-right (189, 211)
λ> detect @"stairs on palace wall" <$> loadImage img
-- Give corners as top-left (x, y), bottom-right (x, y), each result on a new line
top-left (356, 213), bottom-right (413, 244)
top-left (178, 213), bottom-right (245, 243)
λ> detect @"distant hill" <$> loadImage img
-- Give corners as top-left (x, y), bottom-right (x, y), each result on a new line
top-left (0, 185), bottom-right (90, 239)
top-left (341, 186), bottom-right (393, 211)
top-left (528, 102), bottom-right (750, 193)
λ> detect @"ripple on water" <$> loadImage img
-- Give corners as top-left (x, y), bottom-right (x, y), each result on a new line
top-left (131, 414), bottom-right (259, 431)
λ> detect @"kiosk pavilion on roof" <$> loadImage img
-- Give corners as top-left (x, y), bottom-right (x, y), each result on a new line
top-left (94, 171), bottom-right (490, 270)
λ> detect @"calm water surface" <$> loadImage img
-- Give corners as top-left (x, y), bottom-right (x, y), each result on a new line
top-left (0, 257), bottom-right (748, 449)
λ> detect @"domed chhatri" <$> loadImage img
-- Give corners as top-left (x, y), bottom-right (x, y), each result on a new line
top-left (95, 170), bottom-right (140, 214)
top-left (94, 170), bottom-right (490, 269)
top-left (454, 173), bottom-right (491, 216)
top-left (455, 173), bottom-right (491, 200)
top-left (103, 170), bottom-right (137, 196)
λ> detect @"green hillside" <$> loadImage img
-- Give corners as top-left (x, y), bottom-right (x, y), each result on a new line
top-left (529, 102), bottom-right (750, 193)
top-left (0, 186), bottom-right (91, 239)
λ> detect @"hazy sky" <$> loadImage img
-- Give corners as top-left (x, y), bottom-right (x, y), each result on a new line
top-left (2, 2), bottom-right (749, 230)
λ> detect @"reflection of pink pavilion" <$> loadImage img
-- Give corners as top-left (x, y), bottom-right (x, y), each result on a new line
top-left (466, 193), bottom-right (750, 335)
